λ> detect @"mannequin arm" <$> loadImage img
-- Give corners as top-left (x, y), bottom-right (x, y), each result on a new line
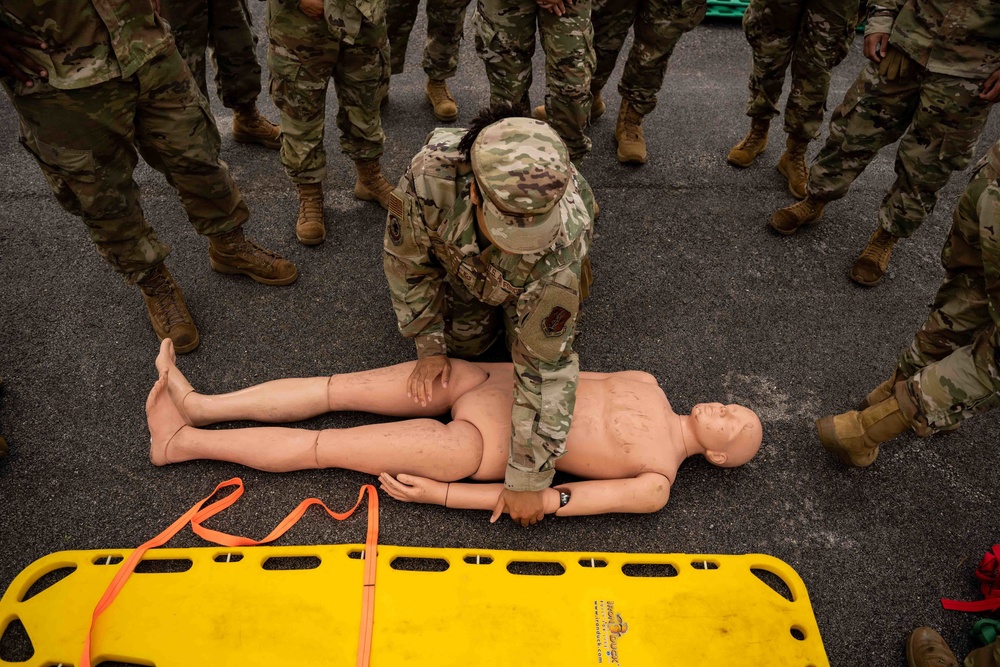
top-left (378, 472), bottom-right (671, 517)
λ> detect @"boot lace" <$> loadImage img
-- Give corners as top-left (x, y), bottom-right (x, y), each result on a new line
top-left (428, 81), bottom-right (455, 105)
top-left (142, 272), bottom-right (188, 328)
top-left (858, 231), bottom-right (894, 268)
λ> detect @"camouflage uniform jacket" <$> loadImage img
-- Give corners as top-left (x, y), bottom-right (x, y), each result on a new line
top-left (0, 0), bottom-right (171, 91)
top-left (324, 0), bottom-right (386, 44)
top-left (866, 0), bottom-right (1000, 80)
top-left (384, 127), bottom-right (594, 492)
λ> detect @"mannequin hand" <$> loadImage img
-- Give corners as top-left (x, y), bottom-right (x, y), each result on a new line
top-left (980, 69), bottom-right (1000, 103)
top-left (379, 473), bottom-right (446, 505)
top-left (863, 32), bottom-right (889, 63)
top-left (491, 489), bottom-right (546, 527)
top-left (298, 0), bottom-right (323, 19)
top-left (878, 45), bottom-right (913, 81)
top-left (536, 0), bottom-right (567, 16)
top-left (407, 355), bottom-right (451, 406)
top-left (0, 27), bottom-right (47, 86)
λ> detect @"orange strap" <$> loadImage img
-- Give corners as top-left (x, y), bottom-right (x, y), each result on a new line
top-left (80, 478), bottom-right (379, 667)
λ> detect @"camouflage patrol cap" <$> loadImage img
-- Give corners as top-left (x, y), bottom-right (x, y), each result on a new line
top-left (470, 117), bottom-right (573, 254)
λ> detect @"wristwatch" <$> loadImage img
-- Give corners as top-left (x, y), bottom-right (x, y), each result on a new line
top-left (558, 489), bottom-right (571, 508)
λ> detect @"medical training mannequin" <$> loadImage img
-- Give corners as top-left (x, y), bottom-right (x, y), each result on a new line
top-left (148, 340), bottom-right (763, 522)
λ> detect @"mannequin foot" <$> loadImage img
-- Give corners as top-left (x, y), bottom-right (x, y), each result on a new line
top-left (154, 339), bottom-right (199, 425)
top-left (147, 372), bottom-right (189, 466)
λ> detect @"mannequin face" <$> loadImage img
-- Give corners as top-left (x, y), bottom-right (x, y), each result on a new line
top-left (690, 403), bottom-right (762, 468)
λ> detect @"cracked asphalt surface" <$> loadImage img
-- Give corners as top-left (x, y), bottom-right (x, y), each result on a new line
top-left (0, 7), bottom-right (998, 666)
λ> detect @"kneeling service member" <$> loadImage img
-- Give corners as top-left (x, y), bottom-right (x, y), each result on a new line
top-left (384, 107), bottom-right (595, 526)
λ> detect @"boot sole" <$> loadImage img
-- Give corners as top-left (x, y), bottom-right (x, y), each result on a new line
top-left (815, 416), bottom-right (877, 467)
top-left (210, 259), bottom-right (299, 286)
top-left (848, 267), bottom-right (884, 287)
top-left (171, 331), bottom-right (200, 355)
top-left (617, 150), bottom-right (647, 165)
top-left (776, 160), bottom-right (807, 199)
top-left (296, 234), bottom-right (325, 246)
top-left (232, 133), bottom-right (281, 150)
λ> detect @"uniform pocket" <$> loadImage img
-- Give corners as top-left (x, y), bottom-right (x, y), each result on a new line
top-left (19, 124), bottom-right (98, 183)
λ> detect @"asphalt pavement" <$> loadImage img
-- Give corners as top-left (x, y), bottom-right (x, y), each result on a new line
top-left (1, 8), bottom-right (998, 667)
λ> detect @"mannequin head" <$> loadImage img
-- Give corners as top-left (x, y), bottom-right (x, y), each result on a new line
top-left (689, 403), bottom-right (762, 468)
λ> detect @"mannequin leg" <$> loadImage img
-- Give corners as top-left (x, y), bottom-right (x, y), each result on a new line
top-left (154, 339), bottom-right (488, 426)
top-left (148, 373), bottom-right (485, 479)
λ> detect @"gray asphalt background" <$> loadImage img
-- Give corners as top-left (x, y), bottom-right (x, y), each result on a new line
top-left (1, 7), bottom-right (999, 666)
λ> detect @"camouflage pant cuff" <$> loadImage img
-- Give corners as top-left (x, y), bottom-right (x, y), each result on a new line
top-left (125, 260), bottom-right (168, 286)
top-left (347, 147), bottom-right (386, 163)
top-left (895, 378), bottom-right (935, 437)
top-left (621, 93), bottom-right (655, 118)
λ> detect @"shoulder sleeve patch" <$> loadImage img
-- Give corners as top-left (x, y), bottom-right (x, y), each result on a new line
top-left (518, 278), bottom-right (580, 364)
top-left (384, 190), bottom-right (421, 258)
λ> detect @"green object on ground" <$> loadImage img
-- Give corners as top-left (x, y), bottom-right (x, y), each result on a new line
top-left (706, 0), bottom-right (749, 19)
top-left (972, 620), bottom-right (1000, 646)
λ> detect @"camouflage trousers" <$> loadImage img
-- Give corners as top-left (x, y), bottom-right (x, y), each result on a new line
top-left (388, 0), bottom-right (473, 80)
top-left (473, 0), bottom-right (595, 160)
top-left (592, 0), bottom-right (706, 117)
top-left (742, 0), bottom-right (860, 140)
top-left (443, 280), bottom-right (508, 357)
top-left (808, 62), bottom-right (993, 238)
top-left (160, 0), bottom-right (262, 110)
top-left (267, 0), bottom-right (388, 182)
top-left (893, 159), bottom-right (1000, 433)
top-left (5, 47), bottom-right (246, 284)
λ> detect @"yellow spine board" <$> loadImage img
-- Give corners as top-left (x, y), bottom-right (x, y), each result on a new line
top-left (0, 546), bottom-right (829, 667)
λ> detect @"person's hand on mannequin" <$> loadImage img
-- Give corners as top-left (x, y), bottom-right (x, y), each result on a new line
top-left (0, 27), bottom-right (47, 86)
top-left (492, 489), bottom-right (546, 527)
top-left (407, 355), bottom-right (451, 406)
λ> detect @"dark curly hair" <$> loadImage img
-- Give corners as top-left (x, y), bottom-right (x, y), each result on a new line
top-left (457, 101), bottom-right (531, 162)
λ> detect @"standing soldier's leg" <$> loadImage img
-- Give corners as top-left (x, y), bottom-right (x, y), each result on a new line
top-left (816, 165), bottom-right (1000, 464)
top-left (159, 1), bottom-right (212, 99)
top-left (333, 15), bottom-right (393, 211)
top-left (7, 76), bottom-right (201, 351)
top-left (387, 0), bottom-right (420, 76)
top-left (538, 0), bottom-right (595, 162)
top-left (850, 74), bottom-right (993, 286)
top-left (778, 0), bottom-right (859, 198)
top-left (614, 0), bottom-right (706, 164)
top-left (586, 0), bottom-right (637, 119)
top-left (473, 0), bottom-right (538, 112)
top-left (209, 0), bottom-right (281, 148)
top-left (268, 0), bottom-right (338, 244)
top-left (769, 62), bottom-right (919, 235)
top-left (859, 163), bottom-right (996, 410)
top-left (132, 50), bottom-right (297, 288)
top-left (728, 0), bottom-right (802, 168)
top-left (422, 0), bottom-right (474, 121)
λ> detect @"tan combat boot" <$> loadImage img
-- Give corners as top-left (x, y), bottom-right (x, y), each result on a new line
top-left (769, 196), bottom-right (825, 235)
top-left (138, 264), bottom-right (199, 354)
top-left (858, 368), bottom-right (904, 410)
top-left (533, 90), bottom-right (606, 123)
top-left (777, 135), bottom-right (809, 199)
top-left (295, 183), bottom-right (325, 246)
top-left (850, 227), bottom-right (899, 286)
top-left (727, 118), bottom-right (770, 168)
top-left (815, 394), bottom-right (911, 467)
top-left (425, 78), bottom-right (458, 122)
top-left (208, 227), bottom-right (299, 285)
top-left (906, 628), bottom-right (959, 667)
top-left (354, 158), bottom-right (395, 211)
top-left (232, 105), bottom-right (281, 150)
top-left (615, 100), bottom-right (646, 165)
